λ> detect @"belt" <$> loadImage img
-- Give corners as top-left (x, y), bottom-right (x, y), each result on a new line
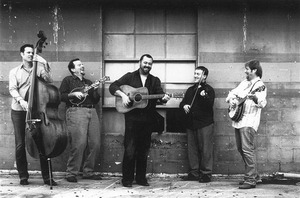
top-left (68, 104), bottom-right (95, 108)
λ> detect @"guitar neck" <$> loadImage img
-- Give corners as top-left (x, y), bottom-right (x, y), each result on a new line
top-left (139, 94), bottom-right (165, 100)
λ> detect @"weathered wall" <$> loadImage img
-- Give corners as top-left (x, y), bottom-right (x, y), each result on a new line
top-left (0, 1), bottom-right (103, 172)
top-left (198, 1), bottom-right (300, 174)
top-left (0, 0), bottom-right (300, 175)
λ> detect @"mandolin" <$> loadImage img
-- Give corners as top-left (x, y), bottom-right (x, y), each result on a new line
top-left (115, 85), bottom-right (184, 113)
top-left (69, 76), bottom-right (110, 105)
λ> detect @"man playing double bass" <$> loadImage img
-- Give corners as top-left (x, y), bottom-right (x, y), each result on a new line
top-left (9, 44), bottom-right (56, 186)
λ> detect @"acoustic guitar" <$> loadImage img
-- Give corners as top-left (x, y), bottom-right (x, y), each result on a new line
top-left (69, 76), bottom-right (110, 105)
top-left (228, 85), bottom-right (265, 122)
top-left (115, 85), bottom-right (184, 113)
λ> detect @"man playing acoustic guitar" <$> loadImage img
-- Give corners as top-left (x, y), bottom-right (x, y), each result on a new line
top-left (109, 54), bottom-right (170, 187)
top-left (226, 60), bottom-right (267, 189)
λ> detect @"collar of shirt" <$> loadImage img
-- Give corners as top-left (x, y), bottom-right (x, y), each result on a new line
top-left (72, 74), bottom-right (86, 82)
top-left (250, 77), bottom-right (261, 85)
top-left (20, 64), bottom-right (33, 74)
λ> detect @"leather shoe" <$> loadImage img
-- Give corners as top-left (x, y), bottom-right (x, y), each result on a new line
top-left (122, 180), bottom-right (132, 187)
top-left (82, 175), bottom-right (102, 180)
top-left (66, 176), bottom-right (77, 183)
top-left (20, 179), bottom-right (29, 185)
top-left (181, 174), bottom-right (198, 181)
top-left (239, 183), bottom-right (256, 189)
top-left (44, 179), bottom-right (57, 186)
top-left (199, 175), bottom-right (211, 183)
top-left (136, 180), bottom-right (150, 186)
top-left (239, 180), bottom-right (244, 185)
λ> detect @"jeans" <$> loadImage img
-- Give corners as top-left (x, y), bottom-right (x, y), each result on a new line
top-left (186, 124), bottom-right (214, 178)
top-left (235, 127), bottom-right (258, 185)
top-left (65, 107), bottom-right (100, 178)
top-left (11, 110), bottom-right (51, 181)
top-left (122, 120), bottom-right (152, 183)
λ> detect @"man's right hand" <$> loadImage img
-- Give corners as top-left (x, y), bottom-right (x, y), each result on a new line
top-left (70, 92), bottom-right (84, 99)
top-left (19, 100), bottom-right (28, 111)
top-left (183, 104), bottom-right (191, 114)
top-left (121, 94), bottom-right (131, 107)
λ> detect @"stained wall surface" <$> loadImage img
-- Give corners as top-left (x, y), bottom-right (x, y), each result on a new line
top-left (0, 0), bottom-right (299, 174)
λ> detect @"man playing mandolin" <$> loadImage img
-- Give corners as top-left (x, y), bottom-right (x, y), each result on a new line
top-left (60, 58), bottom-right (102, 182)
top-left (225, 60), bottom-right (267, 189)
top-left (9, 44), bottom-right (55, 186)
top-left (109, 54), bottom-right (170, 187)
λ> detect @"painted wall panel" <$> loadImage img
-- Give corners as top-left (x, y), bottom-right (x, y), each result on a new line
top-left (136, 9), bottom-right (165, 33)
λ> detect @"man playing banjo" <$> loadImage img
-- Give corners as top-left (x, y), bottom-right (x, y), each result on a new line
top-left (225, 60), bottom-right (267, 189)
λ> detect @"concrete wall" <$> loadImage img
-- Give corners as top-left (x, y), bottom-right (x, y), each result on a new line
top-left (0, 0), bottom-right (300, 175)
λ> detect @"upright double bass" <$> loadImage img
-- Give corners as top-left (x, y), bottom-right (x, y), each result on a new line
top-left (25, 31), bottom-right (67, 182)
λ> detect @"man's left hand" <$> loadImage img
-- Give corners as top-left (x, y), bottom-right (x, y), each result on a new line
top-left (162, 93), bottom-right (170, 101)
top-left (247, 94), bottom-right (258, 104)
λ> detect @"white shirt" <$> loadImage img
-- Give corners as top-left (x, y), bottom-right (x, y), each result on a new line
top-left (226, 77), bottom-right (267, 131)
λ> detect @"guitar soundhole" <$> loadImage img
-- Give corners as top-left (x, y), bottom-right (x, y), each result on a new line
top-left (134, 94), bottom-right (142, 102)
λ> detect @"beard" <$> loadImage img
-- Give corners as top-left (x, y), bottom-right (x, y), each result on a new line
top-left (141, 67), bottom-right (151, 75)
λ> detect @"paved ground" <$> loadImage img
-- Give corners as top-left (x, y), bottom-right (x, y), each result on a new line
top-left (0, 171), bottom-right (300, 198)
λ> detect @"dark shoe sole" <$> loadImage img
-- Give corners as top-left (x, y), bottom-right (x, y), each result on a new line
top-left (20, 179), bottom-right (29, 185)
top-left (239, 184), bottom-right (256, 189)
top-left (66, 177), bottom-right (77, 183)
top-left (136, 181), bottom-right (150, 186)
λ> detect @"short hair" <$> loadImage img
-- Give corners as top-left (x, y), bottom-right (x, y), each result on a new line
top-left (245, 59), bottom-right (262, 78)
top-left (68, 58), bottom-right (80, 74)
top-left (195, 66), bottom-right (209, 77)
top-left (20, 44), bottom-right (34, 53)
top-left (139, 54), bottom-right (153, 62)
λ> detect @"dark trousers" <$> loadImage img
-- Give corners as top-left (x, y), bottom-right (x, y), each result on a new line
top-left (11, 110), bottom-right (51, 181)
top-left (186, 124), bottom-right (214, 178)
top-left (122, 120), bottom-right (152, 183)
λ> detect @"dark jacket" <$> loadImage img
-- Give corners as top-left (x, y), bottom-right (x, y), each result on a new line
top-left (179, 82), bottom-right (215, 130)
top-left (109, 69), bottom-right (165, 122)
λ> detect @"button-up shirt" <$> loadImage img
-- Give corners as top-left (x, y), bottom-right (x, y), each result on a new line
top-left (59, 75), bottom-right (100, 107)
top-left (226, 77), bottom-right (267, 131)
top-left (9, 63), bottom-right (52, 111)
